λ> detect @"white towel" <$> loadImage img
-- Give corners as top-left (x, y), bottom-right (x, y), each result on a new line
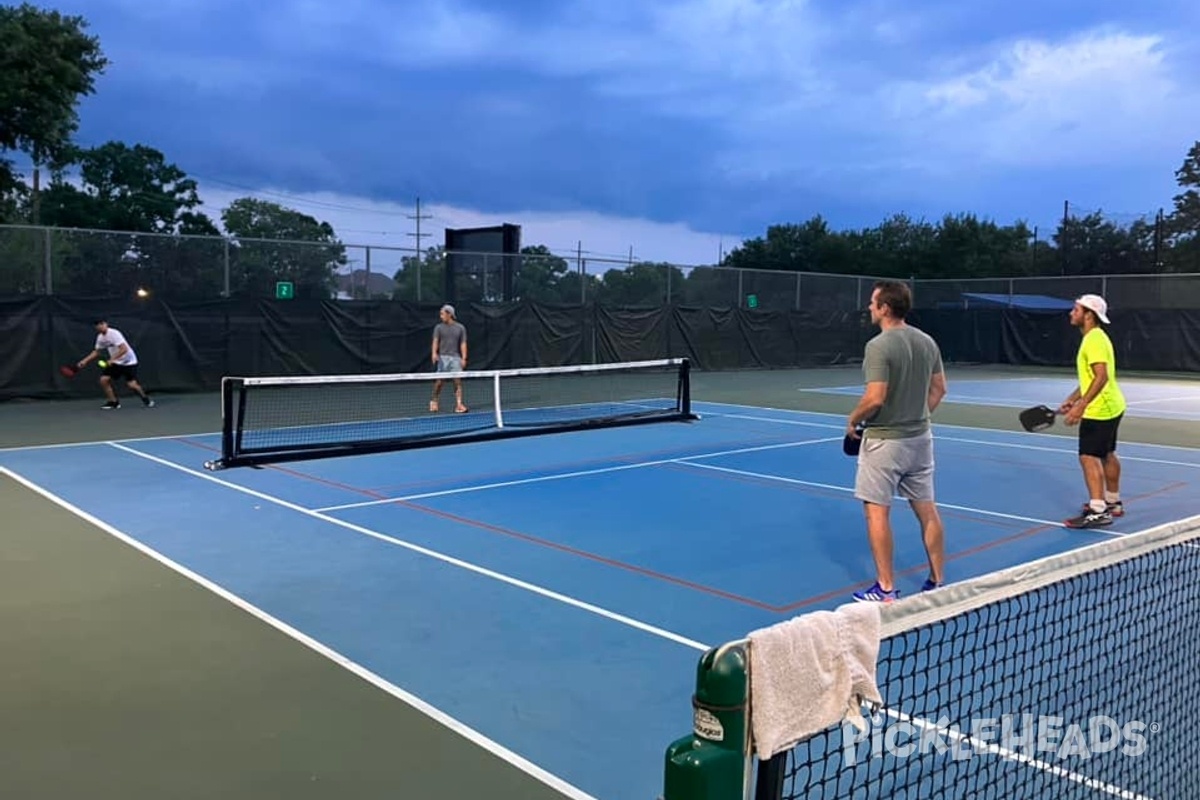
top-left (747, 602), bottom-right (883, 760)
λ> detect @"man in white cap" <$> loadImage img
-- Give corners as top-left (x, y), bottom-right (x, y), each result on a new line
top-left (430, 304), bottom-right (468, 413)
top-left (1059, 294), bottom-right (1126, 529)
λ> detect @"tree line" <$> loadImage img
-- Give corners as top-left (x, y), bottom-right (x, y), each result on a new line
top-left (2, 3), bottom-right (1198, 306)
top-left (0, 4), bottom-right (346, 298)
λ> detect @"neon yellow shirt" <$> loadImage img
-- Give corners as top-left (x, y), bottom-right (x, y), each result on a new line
top-left (1076, 328), bottom-right (1126, 420)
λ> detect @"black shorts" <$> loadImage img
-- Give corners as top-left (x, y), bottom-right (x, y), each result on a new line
top-left (103, 362), bottom-right (139, 382)
top-left (1078, 414), bottom-right (1122, 458)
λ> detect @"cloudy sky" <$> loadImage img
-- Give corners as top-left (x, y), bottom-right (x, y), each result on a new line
top-left (20, 0), bottom-right (1200, 264)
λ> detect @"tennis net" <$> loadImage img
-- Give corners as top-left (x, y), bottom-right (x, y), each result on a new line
top-left (205, 358), bottom-right (694, 469)
top-left (753, 514), bottom-right (1200, 800)
top-left (664, 513), bottom-right (1200, 800)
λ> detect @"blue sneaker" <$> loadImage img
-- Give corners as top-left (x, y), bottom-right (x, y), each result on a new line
top-left (853, 582), bottom-right (899, 603)
top-left (922, 578), bottom-right (942, 592)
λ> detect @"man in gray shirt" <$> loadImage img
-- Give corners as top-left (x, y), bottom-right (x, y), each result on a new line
top-left (846, 280), bottom-right (948, 603)
top-left (430, 304), bottom-right (469, 413)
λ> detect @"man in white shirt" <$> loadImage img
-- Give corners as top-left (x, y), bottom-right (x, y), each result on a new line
top-left (75, 318), bottom-right (154, 409)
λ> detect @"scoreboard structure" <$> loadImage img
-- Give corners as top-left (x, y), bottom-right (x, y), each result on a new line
top-left (443, 223), bottom-right (521, 304)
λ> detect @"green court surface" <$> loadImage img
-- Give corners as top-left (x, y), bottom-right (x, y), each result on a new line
top-left (0, 472), bottom-right (576, 800)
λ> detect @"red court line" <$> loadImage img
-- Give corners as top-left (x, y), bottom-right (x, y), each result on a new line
top-left (171, 436), bottom-right (1196, 616)
top-left (774, 522), bottom-right (1057, 614)
top-left (173, 436), bottom-right (781, 610)
top-left (773, 479), bottom-right (1193, 614)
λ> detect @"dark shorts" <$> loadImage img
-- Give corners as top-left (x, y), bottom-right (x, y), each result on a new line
top-left (1079, 414), bottom-right (1122, 458)
top-left (103, 362), bottom-right (139, 382)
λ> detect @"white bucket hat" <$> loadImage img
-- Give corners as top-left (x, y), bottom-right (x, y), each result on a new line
top-left (1075, 294), bottom-right (1110, 324)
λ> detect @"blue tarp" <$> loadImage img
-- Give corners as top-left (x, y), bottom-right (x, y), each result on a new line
top-left (940, 292), bottom-right (1075, 311)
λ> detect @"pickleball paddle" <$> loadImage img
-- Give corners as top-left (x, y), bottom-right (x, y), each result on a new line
top-left (1019, 404), bottom-right (1059, 432)
top-left (843, 422), bottom-right (867, 456)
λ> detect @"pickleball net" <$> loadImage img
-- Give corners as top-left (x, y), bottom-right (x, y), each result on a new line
top-left (668, 512), bottom-right (1200, 800)
top-left (205, 357), bottom-right (694, 469)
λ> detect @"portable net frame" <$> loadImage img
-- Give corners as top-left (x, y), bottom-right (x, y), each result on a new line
top-left (205, 358), bottom-right (694, 470)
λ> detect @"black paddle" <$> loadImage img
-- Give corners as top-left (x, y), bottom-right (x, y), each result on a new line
top-left (1019, 404), bottom-right (1060, 432)
top-left (843, 422), bottom-right (866, 456)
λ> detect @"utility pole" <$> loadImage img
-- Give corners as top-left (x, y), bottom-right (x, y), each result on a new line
top-left (1061, 200), bottom-right (1069, 275)
top-left (407, 196), bottom-right (432, 301)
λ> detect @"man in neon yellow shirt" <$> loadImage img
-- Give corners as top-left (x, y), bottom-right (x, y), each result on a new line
top-left (1059, 294), bottom-right (1126, 529)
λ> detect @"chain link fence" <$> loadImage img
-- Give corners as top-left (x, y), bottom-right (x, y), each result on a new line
top-left (2, 224), bottom-right (1197, 310)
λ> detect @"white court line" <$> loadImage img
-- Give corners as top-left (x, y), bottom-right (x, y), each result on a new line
top-left (1126, 395), bottom-right (1200, 406)
top-left (0, 465), bottom-right (602, 800)
top-left (696, 399), bottom-right (1200, 454)
top-left (105, 442), bottom-right (710, 653)
top-left (878, 706), bottom-right (1155, 800)
top-left (677, 461), bottom-right (1126, 537)
top-left (800, 388), bottom-right (1200, 418)
top-left (1, 462), bottom-right (1153, 800)
top-left (709, 410), bottom-right (1200, 469)
top-left (0, 429), bottom-right (219, 453)
top-left (315, 435), bottom-right (843, 512)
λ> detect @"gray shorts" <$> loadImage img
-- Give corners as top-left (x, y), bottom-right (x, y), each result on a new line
top-left (437, 355), bottom-right (463, 373)
top-left (854, 431), bottom-right (936, 506)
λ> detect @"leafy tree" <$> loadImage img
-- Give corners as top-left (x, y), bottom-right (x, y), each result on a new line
top-left (595, 262), bottom-right (679, 305)
top-left (723, 217), bottom-right (845, 273)
top-left (28, 142), bottom-right (222, 297)
top-left (513, 244), bottom-right (598, 303)
top-left (222, 197), bottom-right (346, 299)
top-left (391, 246), bottom-right (445, 302)
top-left (1054, 212), bottom-right (1151, 275)
top-left (1162, 141), bottom-right (1200, 272)
top-left (1170, 141), bottom-right (1200, 235)
top-left (0, 3), bottom-right (108, 221)
top-left (37, 142), bottom-right (215, 233)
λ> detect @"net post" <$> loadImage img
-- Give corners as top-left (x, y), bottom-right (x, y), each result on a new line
top-left (661, 640), bottom-right (752, 800)
top-left (233, 381), bottom-right (248, 461)
top-left (217, 378), bottom-right (236, 468)
top-left (679, 358), bottom-right (692, 417)
top-left (493, 371), bottom-right (504, 428)
top-left (208, 377), bottom-right (242, 471)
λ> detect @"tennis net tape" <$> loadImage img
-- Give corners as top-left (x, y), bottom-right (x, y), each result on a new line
top-left (206, 358), bottom-right (693, 469)
top-left (747, 512), bottom-right (1200, 800)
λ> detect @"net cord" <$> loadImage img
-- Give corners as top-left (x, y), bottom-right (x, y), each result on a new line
top-left (230, 358), bottom-right (686, 387)
top-left (877, 512), bottom-right (1200, 637)
top-left (733, 512), bottom-right (1200, 800)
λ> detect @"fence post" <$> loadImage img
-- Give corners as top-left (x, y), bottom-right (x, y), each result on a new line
top-left (795, 272), bottom-right (801, 311)
top-left (222, 237), bottom-right (231, 297)
top-left (737, 270), bottom-right (743, 308)
top-left (43, 227), bottom-right (52, 295)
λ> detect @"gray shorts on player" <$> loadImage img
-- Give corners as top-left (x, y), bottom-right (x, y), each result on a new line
top-left (854, 431), bottom-right (936, 506)
top-left (437, 355), bottom-right (463, 373)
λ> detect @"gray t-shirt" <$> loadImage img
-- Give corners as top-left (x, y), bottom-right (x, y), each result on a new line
top-left (433, 321), bottom-right (467, 356)
top-left (861, 325), bottom-right (944, 439)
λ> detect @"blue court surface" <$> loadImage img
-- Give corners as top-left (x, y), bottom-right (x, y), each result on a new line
top-left (3, 401), bottom-right (1198, 800)
top-left (804, 377), bottom-right (1200, 421)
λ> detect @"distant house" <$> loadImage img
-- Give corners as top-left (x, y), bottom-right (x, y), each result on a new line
top-left (336, 269), bottom-right (397, 299)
